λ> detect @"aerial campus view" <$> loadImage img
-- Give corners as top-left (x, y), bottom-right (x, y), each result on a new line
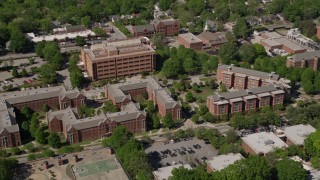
top-left (0, 0), bottom-right (320, 180)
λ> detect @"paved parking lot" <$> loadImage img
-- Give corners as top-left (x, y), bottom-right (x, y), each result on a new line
top-left (145, 138), bottom-right (218, 169)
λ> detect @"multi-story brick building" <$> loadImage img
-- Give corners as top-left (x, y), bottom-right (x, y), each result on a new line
top-left (105, 78), bottom-right (181, 120)
top-left (152, 19), bottom-right (179, 36)
top-left (197, 31), bottom-right (228, 51)
top-left (286, 50), bottom-right (320, 70)
top-left (178, 33), bottom-right (203, 51)
top-left (207, 85), bottom-right (285, 116)
top-left (217, 64), bottom-right (291, 92)
top-left (80, 38), bottom-right (156, 80)
top-left (0, 86), bottom-right (85, 148)
top-left (47, 102), bottom-right (146, 144)
top-left (132, 24), bottom-right (155, 38)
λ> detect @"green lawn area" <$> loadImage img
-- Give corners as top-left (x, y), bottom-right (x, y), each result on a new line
top-left (192, 86), bottom-right (216, 100)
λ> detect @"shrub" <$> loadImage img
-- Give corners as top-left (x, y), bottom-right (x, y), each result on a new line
top-left (27, 154), bottom-right (36, 161)
top-left (11, 147), bottom-right (21, 155)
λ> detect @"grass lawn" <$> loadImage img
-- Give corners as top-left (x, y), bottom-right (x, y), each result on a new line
top-left (192, 86), bottom-right (216, 100)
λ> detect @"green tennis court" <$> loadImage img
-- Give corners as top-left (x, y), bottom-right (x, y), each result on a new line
top-left (77, 159), bottom-right (118, 177)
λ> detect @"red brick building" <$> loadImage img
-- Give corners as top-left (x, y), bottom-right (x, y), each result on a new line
top-left (132, 24), bottom-right (155, 38)
top-left (178, 33), bottom-right (203, 51)
top-left (197, 31), bottom-right (227, 51)
top-left (317, 26), bottom-right (320, 39)
top-left (217, 65), bottom-right (291, 93)
top-left (105, 78), bottom-right (181, 120)
top-left (0, 86), bottom-right (85, 148)
top-left (80, 38), bottom-right (156, 80)
top-left (152, 19), bottom-right (179, 36)
top-left (47, 102), bottom-right (146, 144)
top-left (207, 85), bottom-right (285, 116)
top-left (286, 50), bottom-right (320, 70)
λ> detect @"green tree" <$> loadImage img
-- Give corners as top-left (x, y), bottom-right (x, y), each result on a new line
top-left (11, 67), bottom-right (19, 78)
top-left (202, 112), bottom-right (216, 123)
top-left (21, 106), bottom-right (32, 120)
top-left (107, 126), bottom-right (132, 150)
top-left (276, 159), bottom-right (308, 180)
top-left (185, 92), bottom-right (195, 102)
top-left (101, 100), bottom-right (118, 113)
top-left (11, 147), bottom-right (21, 155)
top-left (162, 59), bottom-right (181, 78)
top-left (81, 16), bottom-right (91, 27)
top-left (78, 104), bottom-right (95, 118)
top-left (219, 43), bottom-right (238, 64)
top-left (187, 0), bottom-right (205, 15)
top-left (254, 44), bottom-right (267, 57)
top-left (239, 44), bottom-right (257, 64)
top-left (75, 36), bottom-right (86, 46)
top-left (48, 132), bottom-right (61, 148)
top-left (233, 18), bottom-right (250, 38)
top-left (9, 29), bottom-right (30, 53)
top-left (21, 69), bottom-right (28, 77)
top-left (38, 64), bottom-right (57, 84)
top-left (146, 100), bottom-right (155, 113)
top-left (183, 58), bottom-right (197, 74)
top-left (152, 114), bottom-right (160, 129)
top-left (29, 113), bottom-right (40, 137)
top-left (92, 27), bottom-right (107, 37)
top-left (217, 156), bottom-right (272, 179)
top-left (0, 158), bottom-right (18, 180)
top-left (35, 41), bottom-right (46, 58)
top-left (35, 128), bottom-right (48, 144)
top-left (163, 113), bottom-right (174, 128)
top-left (191, 114), bottom-right (200, 123)
top-left (159, 0), bottom-right (174, 11)
top-left (42, 104), bottom-right (49, 112)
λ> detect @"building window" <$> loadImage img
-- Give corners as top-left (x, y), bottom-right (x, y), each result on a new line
top-left (276, 96), bottom-right (281, 104)
top-left (81, 99), bottom-right (85, 105)
top-left (1, 136), bottom-right (7, 148)
top-left (249, 100), bottom-right (255, 109)
top-left (234, 103), bottom-right (241, 112)
top-left (63, 102), bottom-right (67, 108)
top-left (69, 133), bottom-right (74, 144)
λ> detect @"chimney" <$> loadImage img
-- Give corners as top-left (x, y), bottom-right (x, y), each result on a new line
top-left (227, 64), bottom-right (234, 72)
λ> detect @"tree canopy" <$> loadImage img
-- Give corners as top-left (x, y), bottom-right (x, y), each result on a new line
top-left (275, 159), bottom-right (308, 180)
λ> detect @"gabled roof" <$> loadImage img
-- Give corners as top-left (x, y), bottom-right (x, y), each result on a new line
top-left (152, 19), bottom-right (178, 27)
top-left (218, 65), bottom-right (280, 81)
top-left (133, 24), bottom-right (155, 33)
top-left (288, 50), bottom-right (320, 62)
top-left (209, 84), bottom-right (284, 102)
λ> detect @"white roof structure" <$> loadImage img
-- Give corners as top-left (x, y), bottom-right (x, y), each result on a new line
top-left (207, 153), bottom-right (243, 171)
top-left (26, 30), bottom-right (96, 43)
top-left (242, 132), bottom-right (288, 155)
top-left (284, 124), bottom-right (316, 145)
top-left (153, 164), bottom-right (192, 180)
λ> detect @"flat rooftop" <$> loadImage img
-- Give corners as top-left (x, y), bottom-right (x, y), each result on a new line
top-left (275, 37), bottom-right (306, 51)
top-left (207, 153), bottom-right (243, 171)
top-left (84, 38), bottom-right (155, 61)
top-left (179, 33), bottom-right (202, 44)
top-left (242, 132), bottom-right (288, 155)
top-left (284, 124), bottom-right (316, 145)
top-left (153, 164), bottom-right (192, 180)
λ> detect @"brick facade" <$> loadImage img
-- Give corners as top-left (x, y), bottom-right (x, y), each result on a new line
top-left (81, 38), bottom-right (156, 80)
top-left (0, 87), bottom-right (85, 148)
top-left (207, 85), bottom-right (285, 116)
